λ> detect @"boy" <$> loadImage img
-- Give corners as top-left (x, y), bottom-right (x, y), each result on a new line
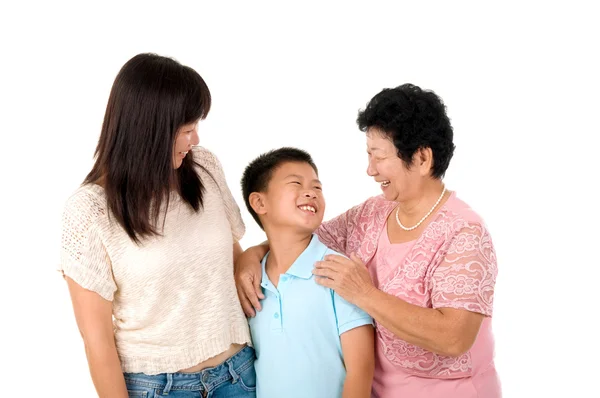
top-left (241, 147), bottom-right (375, 398)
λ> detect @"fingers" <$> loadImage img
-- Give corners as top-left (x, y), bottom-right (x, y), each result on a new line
top-left (324, 253), bottom-right (365, 269)
top-left (312, 267), bottom-right (336, 280)
top-left (237, 285), bottom-right (256, 317)
top-left (314, 275), bottom-right (334, 288)
top-left (314, 260), bottom-right (342, 271)
top-left (253, 272), bottom-right (265, 300)
top-left (237, 275), bottom-right (262, 317)
top-left (323, 254), bottom-right (351, 264)
top-left (245, 277), bottom-right (262, 313)
top-left (349, 252), bottom-right (362, 263)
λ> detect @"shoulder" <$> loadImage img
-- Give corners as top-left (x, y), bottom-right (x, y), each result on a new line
top-left (63, 184), bottom-right (107, 226)
top-left (344, 195), bottom-right (396, 220)
top-left (61, 184), bottom-right (109, 249)
top-left (191, 145), bottom-right (222, 172)
top-left (350, 195), bottom-right (395, 232)
top-left (323, 247), bottom-right (348, 260)
top-left (434, 193), bottom-right (495, 250)
top-left (362, 195), bottom-right (395, 212)
top-left (314, 235), bottom-right (346, 259)
top-left (442, 192), bottom-right (489, 231)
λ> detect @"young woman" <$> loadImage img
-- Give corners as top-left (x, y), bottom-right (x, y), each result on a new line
top-left (59, 53), bottom-right (255, 398)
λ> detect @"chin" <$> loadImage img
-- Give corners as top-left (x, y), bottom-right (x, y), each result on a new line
top-left (382, 191), bottom-right (397, 201)
top-left (295, 220), bottom-right (321, 234)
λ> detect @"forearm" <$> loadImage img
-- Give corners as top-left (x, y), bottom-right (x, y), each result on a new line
top-left (340, 325), bottom-right (374, 398)
top-left (342, 371), bottom-right (373, 398)
top-left (357, 289), bottom-right (462, 356)
top-left (233, 242), bottom-right (244, 265)
top-left (245, 240), bottom-right (269, 262)
top-left (84, 340), bottom-right (128, 398)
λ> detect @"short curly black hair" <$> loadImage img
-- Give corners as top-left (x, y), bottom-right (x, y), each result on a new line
top-left (241, 147), bottom-right (318, 230)
top-left (357, 83), bottom-right (455, 178)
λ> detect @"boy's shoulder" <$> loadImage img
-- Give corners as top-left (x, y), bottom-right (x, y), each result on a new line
top-left (315, 235), bottom-right (347, 260)
top-left (322, 247), bottom-right (347, 261)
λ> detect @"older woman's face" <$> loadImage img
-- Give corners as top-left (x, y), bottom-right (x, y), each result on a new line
top-left (366, 129), bottom-right (421, 202)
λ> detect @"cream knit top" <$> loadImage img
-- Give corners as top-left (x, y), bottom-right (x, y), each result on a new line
top-left (59, 146), bottom-right (251, 375)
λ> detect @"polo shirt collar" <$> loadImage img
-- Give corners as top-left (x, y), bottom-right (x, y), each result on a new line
top-left (286, 234), bottom-right (328, 279)
top-left (261, 234), bottom-right (328, 282)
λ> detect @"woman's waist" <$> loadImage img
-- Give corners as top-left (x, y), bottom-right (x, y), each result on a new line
top-left (123, 345), bottom-right (256, 387)
top-left (116, 324), bottom-right (252, 374)
top-left (180, 343), bottom-right (246, 373)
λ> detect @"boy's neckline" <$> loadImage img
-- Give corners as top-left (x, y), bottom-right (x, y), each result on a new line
top-left (265, 233), bottom-right (313, 274)
top-left (263, 233), bottom-right (317, 287)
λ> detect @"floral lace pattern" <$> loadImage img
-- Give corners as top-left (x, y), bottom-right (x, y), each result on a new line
top-left (317, 195), bottom-right (497, 379)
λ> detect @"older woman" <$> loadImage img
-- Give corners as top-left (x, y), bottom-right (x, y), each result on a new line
top-left (235, 84), bottom-right (500, 397)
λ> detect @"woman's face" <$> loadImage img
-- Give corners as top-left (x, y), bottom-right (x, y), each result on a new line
top-left (365, 128), bottom-right (423, 202)
top-left (173, 120), bottom-right (200, 169)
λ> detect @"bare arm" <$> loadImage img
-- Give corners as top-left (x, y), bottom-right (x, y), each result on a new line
top-left (234, 241), bottom-right (269, 316)
top-left (233, 241), bottom-right (244, 265)
top-left (358, 224), bottom-right (494, 357)
top-left (66, 277), bottom-right (128, 398)
top-left (315, 254), bottom-right (484, 357)
top-left (358, 289), bottom-right (484, 357)
top-left (340, 325), bottom-right (375, 398)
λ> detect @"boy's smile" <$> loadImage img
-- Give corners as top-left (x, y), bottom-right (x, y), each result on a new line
top-left (297, 203), bottom-right (317, 214)
top-left (259, 161), bottom-right (325, 233)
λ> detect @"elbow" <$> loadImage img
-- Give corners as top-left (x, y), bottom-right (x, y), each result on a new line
top-left (357, 359), bottom-right (375, 381)
top-left (432, 310), bottom-right (485, 357)
top-left (443, 345), bottom-right (469, 358)
top-left (80, 328), bottom-right (116, 355)
top-left (440, 335), bottom-right (475, 358)
top-left (346, 357), bottom-right (375, 380)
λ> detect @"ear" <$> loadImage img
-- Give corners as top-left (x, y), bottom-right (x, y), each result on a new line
top-left (416, 147), bottom-right (434, 176)
top-left (249, 192), bottom-right (267, 215)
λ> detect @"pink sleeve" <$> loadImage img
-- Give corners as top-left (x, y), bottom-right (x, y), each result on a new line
top-left (431, 223), bottom-right (497, 316)
top-left (316, 202), bottom-right (364, 256)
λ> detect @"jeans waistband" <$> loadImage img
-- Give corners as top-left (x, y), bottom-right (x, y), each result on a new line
top-left (124, 346), bottom-right (255, 393)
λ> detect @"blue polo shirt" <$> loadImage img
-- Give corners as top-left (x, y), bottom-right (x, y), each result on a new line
top-left (248, 234), bottom-right (373, 398)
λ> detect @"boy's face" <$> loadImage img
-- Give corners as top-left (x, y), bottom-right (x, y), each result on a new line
top-left (257, 161), bottom-right (325, 233)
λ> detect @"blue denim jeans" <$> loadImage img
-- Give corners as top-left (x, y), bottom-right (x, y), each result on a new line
top-left (124, 346), bottom-right (256, 397)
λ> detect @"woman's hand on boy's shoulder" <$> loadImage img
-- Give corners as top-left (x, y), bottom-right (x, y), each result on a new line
top-left (313, 253), bottom-right (376, 306)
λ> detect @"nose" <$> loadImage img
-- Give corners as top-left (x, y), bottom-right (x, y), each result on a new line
top-left (367, 159), bottom-right (377, 177)
top-left (190, 129), bottom-right (200, 147)
top-left (303, 190), bottom-right (317, 199)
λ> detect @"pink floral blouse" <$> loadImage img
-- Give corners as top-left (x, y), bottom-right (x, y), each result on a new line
top-left (316, 192), bottom-right (501, 397)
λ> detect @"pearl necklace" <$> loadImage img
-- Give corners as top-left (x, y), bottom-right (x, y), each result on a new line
top-left (395, 187), bottom-right (446, 231)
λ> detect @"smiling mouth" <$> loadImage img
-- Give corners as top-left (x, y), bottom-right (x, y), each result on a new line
top-left (381, 181), bottom-right (390, 187)
top-left (298, 205), bottom-right (317, 213)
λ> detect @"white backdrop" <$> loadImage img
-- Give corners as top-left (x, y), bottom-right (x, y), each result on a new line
top-left (1, 1), bottom-right (598, 396)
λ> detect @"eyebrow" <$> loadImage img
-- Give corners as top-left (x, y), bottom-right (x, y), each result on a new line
top-left (285, 174), bottom-right (322, 185)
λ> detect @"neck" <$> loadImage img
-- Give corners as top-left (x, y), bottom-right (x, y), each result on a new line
top-left (170, 173), bottom-right (180, 192)
top-left (397, 179), bottom-right (446, 221)
top-left (264, 228), bottom-right (313, 274)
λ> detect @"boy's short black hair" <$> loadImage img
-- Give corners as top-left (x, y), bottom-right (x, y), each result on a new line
top-left (241, 147), bottom-right (318, 229)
